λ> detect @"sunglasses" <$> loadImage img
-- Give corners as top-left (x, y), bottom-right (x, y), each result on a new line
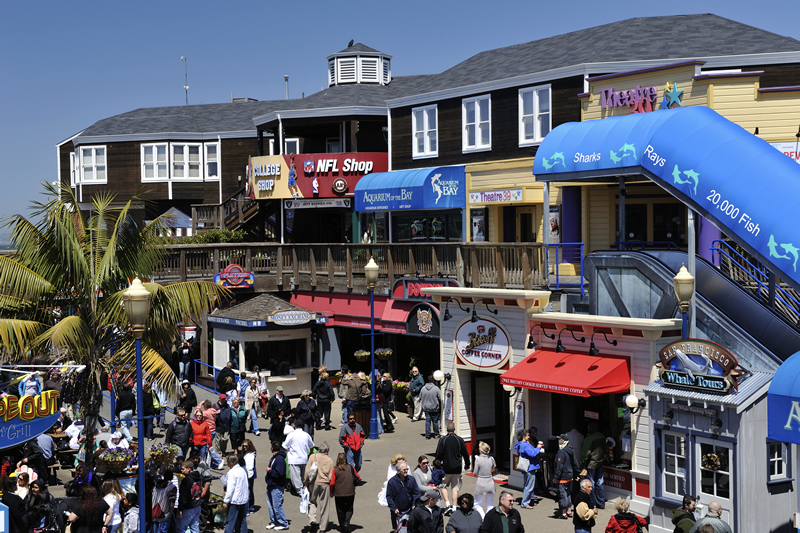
top-left (421, 461), bottom-right (429, 465)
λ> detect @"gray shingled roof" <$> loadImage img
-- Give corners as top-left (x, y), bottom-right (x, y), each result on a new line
top-left (211, 293), bottom-right (309, 321)
top-left (400, 14), bottom-right (800, 97)
top-left (336, 42), bottom-right (382, 54)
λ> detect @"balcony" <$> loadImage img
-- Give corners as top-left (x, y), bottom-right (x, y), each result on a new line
top-left (152, 242), bottom-right (549, 294)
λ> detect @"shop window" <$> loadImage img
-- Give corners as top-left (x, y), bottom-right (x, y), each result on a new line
top-left (767, 440), bottom-right (791, 483)
top-left (412, 105), bottom-right (438, 158)
top-left (519, 85), bottom-right (551, 146)
top-left (462, 95), bottom-right (491, 152)
top-left (80, 146), bottom-right (107, 183)
top-left (142, 143), bottom-right (168, 181)
top-left (698, 440), bottom-right (731, 500)
top-left (245, 338), bottom-right (306, 375)
top-left (662, 432), bottom-right (688, 499)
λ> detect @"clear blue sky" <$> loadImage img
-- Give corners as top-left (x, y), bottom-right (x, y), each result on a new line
top-left (2, 0), bottom-right (799, 234)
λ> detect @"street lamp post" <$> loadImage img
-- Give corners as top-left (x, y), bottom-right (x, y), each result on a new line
top-left (364, 258), bottom-right (381, 440)
top-left (673, 264), bottom-right (695, 339)
top-left (122, 277), bottom-right (152, 533)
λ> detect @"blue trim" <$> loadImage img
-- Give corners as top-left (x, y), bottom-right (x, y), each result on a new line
top-left (207, 316), bottom-right (267, 328)
top-left (689, 429), bottom-right (737, 443)
top-left (652, 495), bottom-right (683, 510)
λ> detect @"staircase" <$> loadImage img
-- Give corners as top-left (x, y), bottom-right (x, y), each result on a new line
top-left (191, 188), bottom-right (259, 234)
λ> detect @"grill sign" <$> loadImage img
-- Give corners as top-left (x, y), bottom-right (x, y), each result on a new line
top-left (657, 339), bottom-right (740, 395)
top-left (455, 317), bottom-right (510, 369)
top-left (214, 264), bottom-right (254, 289)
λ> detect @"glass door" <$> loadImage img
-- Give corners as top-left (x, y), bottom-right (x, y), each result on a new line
top-left (695, 437), bottom-right (733, 526)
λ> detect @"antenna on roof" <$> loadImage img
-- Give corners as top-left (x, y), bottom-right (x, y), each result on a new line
top-left (284, 75), bottom-right (289, 100)
top-left (181, 56), bottom-right (189, 105)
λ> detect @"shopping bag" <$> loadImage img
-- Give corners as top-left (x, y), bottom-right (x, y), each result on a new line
top-left (377, 479), bottom-right (389, 507)
top-left (299, 487), bottom-right (310, 514)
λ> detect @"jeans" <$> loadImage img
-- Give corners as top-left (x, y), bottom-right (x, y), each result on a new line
top-left (267, 487), bottom-right (288, 527)
top-left (179, 361), bottom-right (190, 381)
top-left (424, 410), bottom-right (440, 437)
top-left (109, 523), bottom-right (121, 533)
top-left (250, 409), bottom-right (260, 433)
top-left (195, 444), bottom-right (209, 463)
top-left (209, 448), bottom-right (223, 468)
top-left (119, 409), bottom-right (134, 441)
top-left (145, 417), bottom-right (154, 440)
top-left (153, 519), bottom-right (170, 533)
top-left (521, 469), bottom-right (536, 506)
top-left (248, 476), bottom-right (255, 510)
top-left (346, 400), bottom-right (359, 417)
top-left (345, 447), bottom-right (362, 472)
top-left (575, 529), bottom-right (592, 533)
top-left (177, 505), bottom-right (201, 533)
top-left (224, 502), bottom-right (248, 533)
top-left (587, 466), bottom-right (605, 508)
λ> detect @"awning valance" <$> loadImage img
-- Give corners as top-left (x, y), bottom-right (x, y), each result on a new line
top-left (354, 166), bottom-right (465, 212)
top-left (500, 349), bottom-right (631, 397)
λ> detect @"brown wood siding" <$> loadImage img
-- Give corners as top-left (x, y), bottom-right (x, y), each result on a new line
top-left (59, 141), bottom-right (75, 187)
top-left (736, 63), bottom-right (800, 89)
top-left (391, 75), bottom-right (584, 169)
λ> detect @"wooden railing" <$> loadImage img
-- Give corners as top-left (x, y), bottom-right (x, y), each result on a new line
top-left (152, 242), bottom-right (548, 293)
top-left (191, 188), bottom-right (258, 233)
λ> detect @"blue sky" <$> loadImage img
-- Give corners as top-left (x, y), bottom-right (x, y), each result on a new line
top-left (1, 0), bottom-right (799, 233)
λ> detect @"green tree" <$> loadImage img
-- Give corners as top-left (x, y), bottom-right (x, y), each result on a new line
top-left (0, 183), bottom-right (226, 435)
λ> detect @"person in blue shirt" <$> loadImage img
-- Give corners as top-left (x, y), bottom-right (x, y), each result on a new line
top-left (513, 427), bottom-right (543, 509)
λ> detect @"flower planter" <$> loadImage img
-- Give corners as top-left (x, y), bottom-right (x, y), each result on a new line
top-left (151, 451), bottom-right (177, 466)
top-left (104, 457), bottom-right (130, 474)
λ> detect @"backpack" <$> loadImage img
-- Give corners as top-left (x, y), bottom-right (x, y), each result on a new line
top-left (188, 477), bottom-right (204, 505)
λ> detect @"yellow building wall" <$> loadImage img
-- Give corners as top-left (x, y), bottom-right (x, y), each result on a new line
top-left (586, 185), bottom-right (611, 252)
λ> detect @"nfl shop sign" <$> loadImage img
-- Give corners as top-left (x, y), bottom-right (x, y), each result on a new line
top-left (214, 264), bottom-right (254, 289)
top-left (455, 317), bottom-right (511, 369)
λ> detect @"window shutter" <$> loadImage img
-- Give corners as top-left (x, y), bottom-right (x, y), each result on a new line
top-left (328, 59), bottom-right (336, 86)
top-left (359, 57), bottom-right (379, 83)
top-left (337, 57), bottom-right (356, 83)
top-left (382, 58), bottom-right (391, 85)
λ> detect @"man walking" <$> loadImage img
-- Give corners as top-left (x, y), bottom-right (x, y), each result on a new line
top-left (338, 413), bottom-right (366, 472)
top-left (222, 455), bottom-right (249, 533)
top-left (409, 367), bottom-right (424, 421)
top-left (435, 422), bottom-right (470, 515)
top-left (689, 501), bottom-right (731, 533)
top-left (553, 433), bottom-right (579, 520)
top-left (419, 376), bottom-right (441, 439)
top-left (573, 478), bottom-right (597, 533)
top-left (214, 394), bottom-right (233, 460)
top-left (283, 420), bottom-right (314, 495)
top-left (386, 461), bottom-right (421, 532)
top-left (267, 386), bottom-right (292, 425)
top-left (165, 407), bottom-right (194, 459)
top-left (265, 440), bottom-right (290, 530)
top-left (672, 495), bottom-right (697, 533)
top-left (407, 488), bottom-right (444, 533)
top-left (177, 461), bottom-right (203, 533)
top-left (115, 382), bottom-right (137, 442)
top-left (342, 371), bottom-right (364, 418)
top-left (480, 490), bottom-right (524, 533)
top-left (179, 340), bottom-right (192, 381)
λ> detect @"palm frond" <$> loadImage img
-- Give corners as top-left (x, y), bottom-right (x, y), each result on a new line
top-left (109, 342), bottom-right (179, 401)
top-left (0, 255), bottom-right (54, 302)
top-left (0, 318), bottom-right (49, 355)
top-left (32, 315), bottom-right (94, 358)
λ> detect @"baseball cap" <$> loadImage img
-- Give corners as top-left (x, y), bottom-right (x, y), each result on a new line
top-left (558, 433), bottom-right (570, 442)
top-left (182, 380), bottom-right (190, 385)
top-left (60, 407), bottom-right (67, 413)
top-left (276, 386), bottom-right (284, 392)
top-left (219, 394), bottom-right (226, 399)
top-left (419, 488), bottom-right (441, 502)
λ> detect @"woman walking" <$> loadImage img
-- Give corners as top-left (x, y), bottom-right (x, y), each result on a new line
top-left (513, 428), bottom-right (543, 509)
top-left (330, 452), bottom-right (358, 533)
top-left (244, 377), bottom-right (262, 436)
top-left (242, 439), bottom-right (257, 514)
top-left (473, 441), bottom-right (497, 516)
top-left (412, 455), bottom-right (434, 491)
top-left (312, 372), bottom-right (335, 430)
top-left (380, 373), bottom-right (396, 432)
top-left (297, 390), bottom-right (319, 438)
top-left (191, 409), bottom-right (212, 464)
top-left (230, 397), bottom-right (248, 452)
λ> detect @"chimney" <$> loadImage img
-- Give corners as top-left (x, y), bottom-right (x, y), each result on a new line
top-left (284, 75), bottom-right (289, 100)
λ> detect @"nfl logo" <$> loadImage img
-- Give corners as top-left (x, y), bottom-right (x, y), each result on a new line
top-left (417, 309), bottom-right (432, 334)
top-left (477, 325), bottom-right (485, 334)
top-left (303, 160), bottom-right (315, 174)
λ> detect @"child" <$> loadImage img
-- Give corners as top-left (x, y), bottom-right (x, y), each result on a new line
top-left (122, 492), bottom-right (139, 533)
top-left (431, 459), bottom-right (451, 510)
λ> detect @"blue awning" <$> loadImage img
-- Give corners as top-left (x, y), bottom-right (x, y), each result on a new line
top-left (355, 166), bottom-right (465, 212)
top-left (768, 350), bottom-right (800, 443)
top-left (533, 106), bottom-right (800, 292)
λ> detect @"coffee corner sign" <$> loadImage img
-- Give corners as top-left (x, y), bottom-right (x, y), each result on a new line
top-left (657, 339), bottom-right (740, 394)
top-left (455, 317), bottom-right (511, 370)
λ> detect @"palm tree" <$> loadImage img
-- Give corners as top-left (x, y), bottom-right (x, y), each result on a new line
top-left (0, 182), bottom-right (226, 438)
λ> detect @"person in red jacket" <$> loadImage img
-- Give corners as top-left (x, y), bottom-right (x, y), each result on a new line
top-left (190, 409), bottom-right (212, 465)
top-left (605, 498), bottom-right (648, 533)
top-left (338, 414), bottom-right (365, 472)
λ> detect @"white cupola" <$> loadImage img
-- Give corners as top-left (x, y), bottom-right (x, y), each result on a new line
top-left (327, 42), bottom-right (391, 86)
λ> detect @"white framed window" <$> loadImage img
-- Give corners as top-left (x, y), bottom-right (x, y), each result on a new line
top-left (519, 85), bottom-right (551, 145)
top-left (171, 143), bottom-right (202, 179)
top-left (696, 437), bottom-right (732, 505)
top-left (205, 142), bottom-right (219, 180)
top-left (768, 440), bottom-right (791, 483)
top-left (412, 105), bottom-right (438, 159)
top-left (285, 138), bottom-right (299, 155)
top-left (80, 146), bottom-right (107, 183)
top-left (462, 95), bottom-right (491, 152)
top-left (141, 143), bottom-right (168, 180)
top-left (662, 432), bottom-right (688, 499)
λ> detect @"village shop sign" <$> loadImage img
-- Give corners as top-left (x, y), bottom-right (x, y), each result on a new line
top-left (0, 390), bottom-right (60, 450)
top-left (656, 339), bottom-right (740, 394)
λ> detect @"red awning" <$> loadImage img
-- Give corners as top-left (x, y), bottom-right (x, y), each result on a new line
top-left (500, 349), bottom-right (631, 397)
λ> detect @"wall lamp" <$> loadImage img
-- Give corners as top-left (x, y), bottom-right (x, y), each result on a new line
top-left (471, 298), bottom-right (498, 323)
top-left (433, 369), bottom-right (452, 383)
top-left (588, 330), bottom-right (617, 356)
top-left (709, 418), bottom-right (723, 434)
top-left (502, 384), bottom-right (522, 397)
top-left (662, 410), bottom-right (674, 423)
top-left (442, 298), bottom-right (469, 321)
top-left (555, 327), bottom-right (585, 352)
top-left (527, 324), bottom-right (555, 349)
top-left (624, 394), bottom-right (647, 414)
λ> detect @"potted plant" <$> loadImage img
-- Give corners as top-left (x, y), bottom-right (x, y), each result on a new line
top-left (100, 447), bottom-right (137, 473)
top-left (354, 349), bottom-right (370, 362)
top-left (150, 443), bottom-right (180, 465)
top-left (376, 348), bottom-right (393, 361)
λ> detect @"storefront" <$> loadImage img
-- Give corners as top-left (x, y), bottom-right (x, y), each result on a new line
top-left (207, 293), bottom-right (317, 396)
top-left (424, 286), bottom-right (683, 514)
top-left (354, 165), bottom-right (466, 243)
top-left (645, 339), bottom-right (786, 533)
top-left (249, 152), bottom-right (387, 243)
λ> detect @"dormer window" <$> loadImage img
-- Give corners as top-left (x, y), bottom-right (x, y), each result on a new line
top-left (327, 44), bottom-right (392, 87)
